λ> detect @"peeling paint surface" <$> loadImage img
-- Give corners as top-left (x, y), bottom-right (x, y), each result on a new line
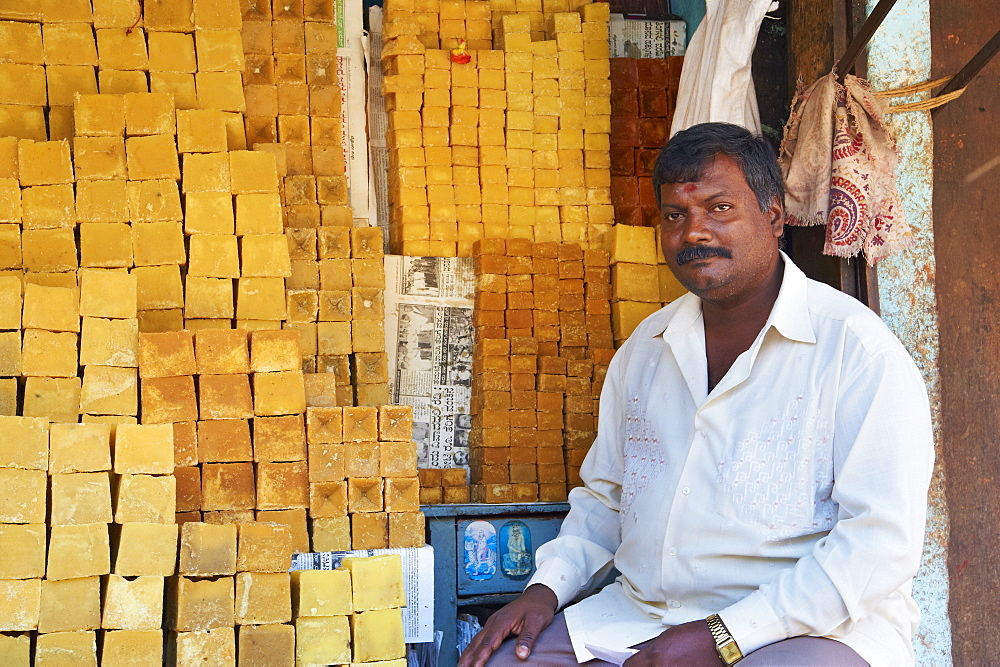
top-left (866, 0), bottom-right (952, 663)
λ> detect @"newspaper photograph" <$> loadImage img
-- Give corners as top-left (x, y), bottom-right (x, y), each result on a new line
top-left (384, 256), bottom-right (475, 470)
top-left (291, 545), bottom-right (434, 643)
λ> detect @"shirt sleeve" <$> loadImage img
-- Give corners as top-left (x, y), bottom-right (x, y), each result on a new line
top-left (526, 345), bottom-right (628, 609)
top-left (719, 347), bottom-right (935, 655)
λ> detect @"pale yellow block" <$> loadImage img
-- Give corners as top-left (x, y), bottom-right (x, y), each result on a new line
top-left (123, 92), bottom-right (175, 136)
top-left (173, 627), bottom-right (236, 664)
top-left (236, 277), bottom-right (287, 320)
top-left (35, 631), bottom-right (97, 665)
top-left (351, 608), bottom-right (406, 663)
top-left (113, 523), bottom-right (178, 576)
top-left (42, 23), bottom-right (98, 66)
top-left (184, 192), bottom-right (235, 235)
top-left (607, 223), bottom-right (658, 264)
top-left (76, 181), bottom-right (129, 223)
top-left (50, 472), bottom-right (113, 525)
top-left (133, 221), bottom-right (185, 266)
top-left (252, 370), bottom-right (306, 416)
top-left (49, 422), bottom-right (112, 473)
top-left (101, 575), bottom-right (164, 631)
top-left (340, 554), bottom-right (406, 610)
top-left (46, 523), bottom-right (110, 580)
top-left (196, 71), bottom-right (246, 112)
top-left (177, 109), bottom-right (228, 154)
top-left (241, 234), bottom-right (292, 277)
top-left (147, 32), bottom-right (196, 72)
top-left (295, 616), bottom-right (351, 666)
top-left (22, 376), bottom-right (81, 424)
top-left (101, 630), bottom-right (163, 665)
top-left (169, 575), bottom-right (236, 632)
top-left (38, 577), bottom-right (101, 633)
top-left (79, 268), bottom-right (137, 319)
top-left (195, 30), bottom-right (245, 72)
top-left (235, 572), bottom-right (291, 626)
top-left (127, 179), bottom-right (183, 222)
top-left (188, 234), bottom-right (240, 278)
top-left (0, 633), bottom-right (29, 664)
top-left (291, 568), bottom-right (352, 617)
top-left (21, 329), bottom-right (78, 378)
top-left (114, 473), bottom-right (175, 523)
top-left (114, 423), bottom-right (173, 474)
top-left (150, 72), bottom-right (198, 110)
top-left (134, 265), bottom-right (183, 310)
top-left (0, 579), bottom-right (40, 631)
top-left (17, 139), bottom-right (73, 186)
top-left (310, 516), bottom-right (351, 551)
top-left (236, 194), bottom-right (283, 235)
top-left (99, 69), bottom-right (149, 94)
top-left (185, 276), bottom-right (235, 319)
top-left (78, 222), bottom-right (132, 267)
top-left (125, 134), bottom-right (181, 181)
top-left (96, 27), bottom-right (149, 70)
top-left (0, 524), bottom-right (46, 579)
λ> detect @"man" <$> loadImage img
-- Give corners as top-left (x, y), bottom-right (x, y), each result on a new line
top-left (460, 123), bottom-right (934, 666)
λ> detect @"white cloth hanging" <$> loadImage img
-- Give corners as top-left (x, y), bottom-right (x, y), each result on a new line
top-left (670, 0), bottom-right (779, 137)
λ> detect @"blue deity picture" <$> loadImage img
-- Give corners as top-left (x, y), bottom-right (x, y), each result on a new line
top-left (500, 520), bottom-right (532, 580)
top-left (464, 520), bottom-right (497, 580)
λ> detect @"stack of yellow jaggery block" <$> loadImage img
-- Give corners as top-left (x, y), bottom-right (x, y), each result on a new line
top-left (606, 224), bottom-right (685, 344)
top-left (417, 466), bottom-right (472, 503)
top-left (380, 0), bottom-right (612, 256)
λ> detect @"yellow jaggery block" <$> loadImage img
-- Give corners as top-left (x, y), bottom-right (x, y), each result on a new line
top-left (46, 523), bottom-right (110, 580)
top-left (340, 554), bottom-right (406, 610)
top-left (607, 224), bottom-right (658, 264)
top-left (79, 268), bottom-right (136, 319)
top-left (351, 608), bottom-right (406, 663)
top-left (188, 234), bottom-right (240, 278)
top-left (147, 31), bottom-right (196, 72)
top-left (49, 422), bottom-right (111, 473)
top-left (236, 624), bottom-right (294, 665)
top-left (76, 180), bottom-right (128, 223)
top-left (127, 178), bottom-right (183, 222)
top-left (235, 194), bottom-right (283, 235)
top-left (101, 630), bottom-right (163, 665)
top-left (179, 522), bottom-right (237, 576)
top-left (295, 616), bottom-right (350, 665)
top-left (78, 222), bottom-right (131, 267)
top-left (17, 140), bottom-right (72, 186)
top-left (169, 576), bottom-right (235, 631)
top-left (114, 473), bottom-right (175, 523)
top-left (173, 627), bottom-right (236, 664)
top-left (79, 316), bottom-right (138, 368)
top-left (0, 523), bottom-right (46, 579)
top-left (96, 27), bottom-right (149, 71)
top-left (123, 92), bottom-right (175, 136)
top-left (101, 575), bottom-right (164, 631)
top-left (235, 572), bottom-right (291, 626)
top-left (195, 30), bottom-right (245, 72)
top-left (49, 472), bottom-right (113, 525)
top-left (113, 522), bottom-right (178, 576)
top-left (114, 423), bottom-right (173, 474)
top-left (125, 134), bottom-right (180, 181)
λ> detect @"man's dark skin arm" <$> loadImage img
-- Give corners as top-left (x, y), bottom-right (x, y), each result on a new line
top-left (458, 584), bottom-right (557, 667)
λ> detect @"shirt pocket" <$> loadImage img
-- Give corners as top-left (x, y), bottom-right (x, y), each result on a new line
top-left (715, 396), bottom-right (837, 539)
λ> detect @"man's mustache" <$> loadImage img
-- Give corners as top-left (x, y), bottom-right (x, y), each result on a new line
top-left (675, 246), bottom-right (733, 265)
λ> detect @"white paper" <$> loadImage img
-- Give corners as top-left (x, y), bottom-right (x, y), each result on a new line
top-left (290, 545), bottom-right (435, 643)
top-left (333, 0), bottom-right (370, 222)
top-left (366, 6), bottom-right (392, 247)
top-left (585, 644), bottom-right (639, 665)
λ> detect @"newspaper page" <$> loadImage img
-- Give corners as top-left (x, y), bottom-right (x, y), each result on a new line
top-left (610, 15), bottom-right (686, 57)
top-left (333, 0), bottom-right (370, 223)
top-left (367, 7), bottom-right (392, 247)
top-left (384, 256), bottom-right (475, 470)
top-left (291, 545), bottom-right (434, 643)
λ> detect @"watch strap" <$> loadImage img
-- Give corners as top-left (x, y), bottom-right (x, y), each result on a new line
top-left (706, 613), bottom-right (743, 665)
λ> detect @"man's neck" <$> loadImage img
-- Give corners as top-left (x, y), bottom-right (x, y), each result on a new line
top-left (702, 259), bottom-right (784, 391)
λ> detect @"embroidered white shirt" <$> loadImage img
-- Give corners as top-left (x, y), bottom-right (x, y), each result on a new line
top-left (527, 255), bottom-right (934, 666)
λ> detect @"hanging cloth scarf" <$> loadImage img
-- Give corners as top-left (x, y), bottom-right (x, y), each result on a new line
top-left (780, 71), bottom-right (914, 264)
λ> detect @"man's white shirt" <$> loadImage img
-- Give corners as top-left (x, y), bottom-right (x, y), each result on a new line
top-left (527, 254), bottom-right (934, 665)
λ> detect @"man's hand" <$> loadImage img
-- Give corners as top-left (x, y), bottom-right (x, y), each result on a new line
top-left (623, 620), bottom-right (723, 666)
top-left (458, 584), bottom-right (558, 667)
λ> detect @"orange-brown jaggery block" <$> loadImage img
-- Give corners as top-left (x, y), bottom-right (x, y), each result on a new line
top-left (253, 414), bottom-right (306, 462)
top-left (173, 627), bottom-right (236, 664)
top-left (380, 441), bottom-right (417, 477)
top-left (236, 522), bottom-right (293, 572)
top-left (138, 331), bottom-right (195, 378)
top-left (351, 512), bottom-right (389, 549)
top-left (256, 460), bottom-right (309, 510)
top-left (377, 405), bottom-right (413, 441)
top-left (306, 406), bottom-right (342, 443)
top-left (342, 406), bottom-right (377, 442)
top-left (250, 329), bottom-right (302, 372)
top-left (197, 419), bottom-right (252, 462)
top-left (198, 374), bottom-right (254, 420)
top-left (345, 441), bottom-right (380, 478)
top-left (309, 480), bottom-right (347, 517)
top-left (179, 522), bottom-right (237, 576)
top-left (140, 375), bottom-right (198, 424)
top-left (237, 624), bottom-right (295, 665)
top-left (194, 329), bottom-right (250, 375)
top-left (384, 477), bottom-right (420, 513)
top-left (307, 441), bottom-right (346, 482)
top-left (175, 466), bottom-right (202, 512)
top-left (309, 516), bottom-right (350, 551)
top-left (389, 511), bottom-right (426, 548)
top-left (348, 477), bottom-right (383, 513)
top-left (201, 462), bottom-right (255, 510)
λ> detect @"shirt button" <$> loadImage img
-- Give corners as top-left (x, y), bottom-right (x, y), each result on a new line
top-left (681, 487), bottom-right (690, 495)
top-left (668, 547), bottom-right (677, 556)
top-left (699, 429), bottom-right (707, 437)
top-left (671, 600), bottom-right (682, 608)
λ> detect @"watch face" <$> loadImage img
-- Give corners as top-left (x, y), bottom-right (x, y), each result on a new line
top-left (719, 641), bottom-right (742, 664)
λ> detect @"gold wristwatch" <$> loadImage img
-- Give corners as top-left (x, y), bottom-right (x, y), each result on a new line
top-left (706, 614), bottom-right (743, 665)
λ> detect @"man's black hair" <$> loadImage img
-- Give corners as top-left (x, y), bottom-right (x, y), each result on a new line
top-left (652, 122), bottom-right (784, 212)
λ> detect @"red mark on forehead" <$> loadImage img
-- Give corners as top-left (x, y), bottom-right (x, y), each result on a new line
top-left (683, 183), bottom-right (697, 192)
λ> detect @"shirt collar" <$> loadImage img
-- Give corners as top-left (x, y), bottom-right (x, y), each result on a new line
top-left (653, 251), bottom-right (817, 345)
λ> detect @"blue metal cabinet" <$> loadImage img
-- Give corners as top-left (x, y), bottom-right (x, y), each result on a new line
top-left (424, 502), bottom-right (570, 666)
